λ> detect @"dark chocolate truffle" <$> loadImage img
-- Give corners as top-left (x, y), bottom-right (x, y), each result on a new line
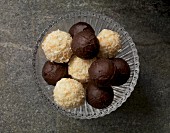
top-left (69, 22), bottom-right (95, 37)
top-left (71, 30), bottom-right (99, 59)
top-left (42, 61), bottom-right (68, 86)
top-left (86, 83), bottom-right (114, 109)
top-left (88, 58), bottom-right (116, 87)
top-left (111, 58), bottom-right (130, 85)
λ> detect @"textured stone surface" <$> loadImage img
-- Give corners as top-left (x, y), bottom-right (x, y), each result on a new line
top-left (0, 0), bottom-right (170, 132)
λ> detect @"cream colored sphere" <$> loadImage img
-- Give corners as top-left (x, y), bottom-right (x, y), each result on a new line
top-left (97, 29), bottom-right (121, 58)
top-left (42, 29), bottom-right (73, 63)
top-left (53, 78), bottom-right (85, 109)
top-left (68, 56), bottom-right (96, 83)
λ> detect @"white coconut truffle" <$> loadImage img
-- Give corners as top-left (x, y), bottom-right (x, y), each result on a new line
top-left (97, 29), bottom-right (121, 58)
top-left (53, 78), bottom-right (85, 109)
top-left (68, 56), bottom-right (96, 83)
top-left (42, 29), bottom-right (73, 63)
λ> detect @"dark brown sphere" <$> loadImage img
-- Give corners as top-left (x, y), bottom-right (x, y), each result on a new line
top-left (86, 83), bottom-right (114, 109)
top-left (69, 22), bottom-right (95, 37)
top-left (111, 58), bottom-right (130, 85)
top-left (71, 30), bottom-right (99, 59)
top-left (42, 61), bottom-right (68, 86)
top-left (88, 58), bottom-right (116, 87)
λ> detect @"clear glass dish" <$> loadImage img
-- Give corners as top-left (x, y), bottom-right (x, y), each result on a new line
top-left (33, 11), bottom-right (140, 119)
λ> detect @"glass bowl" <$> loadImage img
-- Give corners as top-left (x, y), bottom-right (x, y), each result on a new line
top-left (33, 11), bottom-right (140, 119)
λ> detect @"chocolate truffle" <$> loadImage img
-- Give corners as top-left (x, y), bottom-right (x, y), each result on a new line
top-left (88, 58), bottom-right (116, 87)
top-left (41, 29), bottom-right (72, 63)
top-left (69, 22), bottom-right (95, 37)
top-left (97, 29), bottom-right (121, 58)
top-left (68, 56), bottom-right (96, 83)
top-left (53, 78), bottom-right (85, 109)
top-left (71, 30), bottom-right (99, 59)
top-left (86, 83), bottom-right (114, 109)
top-left (42, 61), bottom-right (68, 86)
top-left (111, 58), bottom-right (130, 85)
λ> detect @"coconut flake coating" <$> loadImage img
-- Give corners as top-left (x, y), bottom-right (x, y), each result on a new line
top-left (68, 56), bottom-right (96, 83)
top-left (53, 78), bottom-right (85, 109)
top-left (97, 29), bottom-right (121, 58)
top-left (42, 29), bottom-right (73, 63)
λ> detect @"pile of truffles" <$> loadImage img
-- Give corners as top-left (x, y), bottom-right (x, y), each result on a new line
top-left (41, 22), bottom-right (130, 109)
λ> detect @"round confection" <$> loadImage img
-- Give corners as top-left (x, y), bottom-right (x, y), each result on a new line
top-left (68, 56), bottom-right (96, 83)
top-left (71, 30), bottom-right (99, 59)
top-left (42, 61), bottom-right (68, 86)
top-left (53, 78), bottom-right (85, 109)
top-left (69, 22), bottom-right (95, 37)
top-left (97, 29), bottom-right (121, 58)
top-left (41, 29), bottom-right (73, 63)
top-left (111, 58), bottom-right (130, 85)
top-left (86, 83), bottom-right (114, 109)
top-left (89, 58), bottom-right (116, 87)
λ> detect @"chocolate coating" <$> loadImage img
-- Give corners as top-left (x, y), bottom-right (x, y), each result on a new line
top-left (69, 22), bottom-right (95, 37)
top-left (88, 58), bottom-right (116, 87)
top-left (71, 30), bottom-right (99, 59)
top-left (42, 61), bottom-right (68, 86)
top-left (86, 83), bottom-right (114, 109)
top-left (111, 58), bottom-right (130, 85)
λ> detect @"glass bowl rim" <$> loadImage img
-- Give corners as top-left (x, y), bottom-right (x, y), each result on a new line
top-left (32, 11), bottom-right (140, 119)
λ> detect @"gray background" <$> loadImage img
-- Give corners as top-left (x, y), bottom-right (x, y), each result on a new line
top-left (0, 0), bottom-right (169, 132)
